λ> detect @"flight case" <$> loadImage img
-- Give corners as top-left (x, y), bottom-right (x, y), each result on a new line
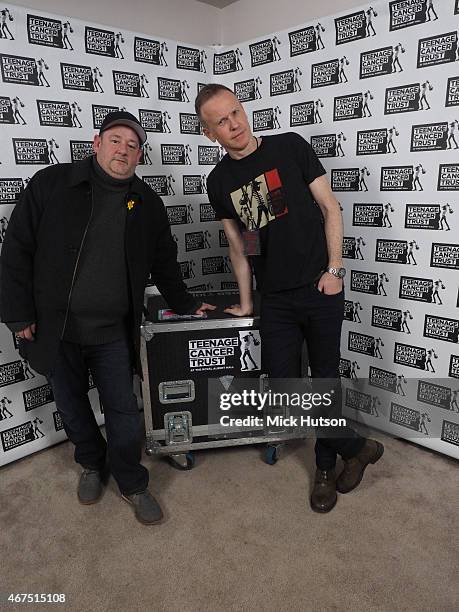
top-left (140, 291), bottom-right (307, 469)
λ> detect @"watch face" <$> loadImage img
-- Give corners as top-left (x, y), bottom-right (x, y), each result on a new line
top-left (338, 267), bottom-right (346, 278)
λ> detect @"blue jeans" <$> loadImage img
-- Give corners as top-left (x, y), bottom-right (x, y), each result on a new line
top-left (260, 284), bottom-right (365, 470)
top-left (48, 339), bottom-right (148, 495)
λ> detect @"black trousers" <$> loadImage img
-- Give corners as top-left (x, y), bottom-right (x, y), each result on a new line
top-left (260, 284), bottom-right (365, 469)
top-left (47, 339), bottom-right (148, 495)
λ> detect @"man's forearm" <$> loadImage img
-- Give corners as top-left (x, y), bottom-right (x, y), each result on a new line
top-left (229, 246), bottom-right (253, 312)
top-left (322, 205), bottom-right (344, 268)
top-left (309, 175), bottom-right (344, 269)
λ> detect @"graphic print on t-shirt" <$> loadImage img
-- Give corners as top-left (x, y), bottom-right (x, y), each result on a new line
top-left (230, 168), bottom-right (288, 230)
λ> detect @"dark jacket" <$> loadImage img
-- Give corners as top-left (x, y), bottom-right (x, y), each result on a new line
top-left (0, 156), bottom-right (198, 376)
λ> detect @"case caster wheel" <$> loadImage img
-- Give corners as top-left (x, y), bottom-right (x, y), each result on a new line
top-left (264, 444), bottom-right (280, 465)
top-left (167, 451), bottom-right (195, 470)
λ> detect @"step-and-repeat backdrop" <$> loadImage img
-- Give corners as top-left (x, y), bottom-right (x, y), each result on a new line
top-left (0, 0), bottom-right (458, 465)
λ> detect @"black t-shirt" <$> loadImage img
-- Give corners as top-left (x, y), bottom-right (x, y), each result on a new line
top-left (207, 132), bottom-right (328, 293)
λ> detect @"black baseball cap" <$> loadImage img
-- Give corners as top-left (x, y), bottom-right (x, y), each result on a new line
top-left (99, 111), bottom-right (147, 145)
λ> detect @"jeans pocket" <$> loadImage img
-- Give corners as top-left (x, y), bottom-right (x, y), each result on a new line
top-left (313, 283), bottom-right (344, 298)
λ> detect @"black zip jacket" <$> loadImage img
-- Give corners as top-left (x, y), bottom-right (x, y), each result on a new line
top-left (0, 156), bottom-right (199, 376)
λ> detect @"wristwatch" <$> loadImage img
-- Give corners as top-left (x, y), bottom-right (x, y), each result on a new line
top-left (326, 266), bottom-right (346, 279)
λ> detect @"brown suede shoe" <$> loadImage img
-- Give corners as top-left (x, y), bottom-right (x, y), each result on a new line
top-left (310, 468), bottom-right (337, 513)
top-left (336, 439), bottom-right (384, 494)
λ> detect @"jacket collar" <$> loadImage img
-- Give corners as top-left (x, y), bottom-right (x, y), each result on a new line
top-left (69, 155), bottom-right (145, 196)
top-left (69, 155), bottom-right (93, 187)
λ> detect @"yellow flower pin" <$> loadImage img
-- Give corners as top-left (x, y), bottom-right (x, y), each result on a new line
top-left (127, 199), bottom-right (135, 210)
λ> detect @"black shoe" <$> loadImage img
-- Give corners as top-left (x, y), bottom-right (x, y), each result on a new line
top-left (310, 468), bottom-right (337, 513)
top-left (77, 469), bottom-right (104, 504)
top-left (336, 439), bottom-right (384, 494)
top-left (122, 490), bottom-right (163, 525)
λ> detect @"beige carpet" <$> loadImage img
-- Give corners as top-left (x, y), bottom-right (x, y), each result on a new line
top-left (1, 432), bottom-right (458, 612)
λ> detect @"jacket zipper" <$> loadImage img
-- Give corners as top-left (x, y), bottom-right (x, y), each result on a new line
top-left (60, 187), bottom-right (94, 339)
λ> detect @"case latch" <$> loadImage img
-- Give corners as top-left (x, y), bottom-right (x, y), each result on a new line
top-left (164, 411), bottom-right (193, 445)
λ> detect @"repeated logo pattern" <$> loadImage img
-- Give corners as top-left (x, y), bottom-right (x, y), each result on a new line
top-left (0, 1), bottom-right (458, 465)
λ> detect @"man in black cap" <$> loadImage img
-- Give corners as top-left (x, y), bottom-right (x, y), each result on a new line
top-left (0, 111), bottom-right (214, 524)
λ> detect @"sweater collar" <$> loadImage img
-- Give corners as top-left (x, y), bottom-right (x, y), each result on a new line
top-left (91, 156), bottom-right (133, 190)
top-left (69, 155), bottom-right (142, 194)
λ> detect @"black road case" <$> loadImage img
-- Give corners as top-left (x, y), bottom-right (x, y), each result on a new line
top-left (140, 291), bottom-right (308, 468)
